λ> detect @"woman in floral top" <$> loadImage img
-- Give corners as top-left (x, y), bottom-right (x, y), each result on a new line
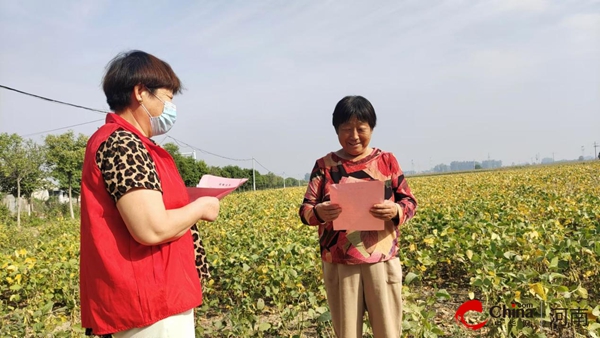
top-left (299, 96), bottom-right (417, 338)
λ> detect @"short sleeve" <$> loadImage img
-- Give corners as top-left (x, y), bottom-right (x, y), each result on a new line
top-left (385, 152), bottom-right (417, 225)
top-left (95, 129), bottom-right (162, 203)
top-left (299, 160), bottom-right (328, 225)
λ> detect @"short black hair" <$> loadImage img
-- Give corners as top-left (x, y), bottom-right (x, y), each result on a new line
top-left (332, 96), bottom-right (377, 132)
top-left (102, 50), bottom-right (182, 112)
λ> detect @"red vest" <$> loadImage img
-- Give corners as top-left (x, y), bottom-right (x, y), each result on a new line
top-left (79, 113), bottom-right (201, 335)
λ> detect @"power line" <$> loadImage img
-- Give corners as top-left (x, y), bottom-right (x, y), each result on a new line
top-left (165, 136), bottom-right (275, 173)
top-left (166, 136), bottom-right (253, 162)
top-left (253, 158), bottom-right (273, 173)
top-left (21, 118), bottom-right (105, 137)
top-left (157, 135), bottom-right (169, 146)
top-left (1, 85), bottom-right (284, 175)
top-left (0, 84), bottom-right (109, 114)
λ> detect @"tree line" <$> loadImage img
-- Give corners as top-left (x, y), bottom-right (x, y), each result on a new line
top-left (161, 143), bottom-right (306, 190)
top-left (0, 131), bottom-right (301, 226)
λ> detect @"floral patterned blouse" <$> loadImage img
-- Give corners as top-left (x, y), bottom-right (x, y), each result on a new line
top-left (299, 148), bottom-right (417, 264)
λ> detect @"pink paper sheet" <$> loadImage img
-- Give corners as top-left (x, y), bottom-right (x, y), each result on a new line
top-left (187, 175), bottom-right (248, 201)
top-left (329, 180), bottom-right (385, 231)
top-left (197, 175), bottom-right (248, 189)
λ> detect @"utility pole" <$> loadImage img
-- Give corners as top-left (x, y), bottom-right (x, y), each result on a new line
top-left (252, 158), bottom-right (256, 191)
top-left (594, 142), bottom-right (598, 159)
top-left (283, 172), bottom-right (286, 189)
top-left (582, 146), bottom-right (585, 159)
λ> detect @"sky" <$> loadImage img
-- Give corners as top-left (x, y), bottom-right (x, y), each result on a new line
top-left (0, 0), bottom-right (599, 179)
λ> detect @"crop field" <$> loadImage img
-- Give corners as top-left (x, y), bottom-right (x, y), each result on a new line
top-left (1, 161), bottom-right (599, 337)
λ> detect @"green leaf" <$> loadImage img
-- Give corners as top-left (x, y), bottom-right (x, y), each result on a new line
top-left (258, 322), bottom-right (271, 331)
top-left (404, 272), bottom-right (418, 285)
top-left (315, 306), bottom-right (328, 314)
top-left (549, 273), bottom-right (566, 282)
top-left (41, 301), bottom-right (54, 314)
top-left (317, 311), bottom-right (332, 322)
top-left (588, 322), bottom-right (600, 331)
top-left (550, 257), bottom-right (558, 268)
top-left (435, 289), bottom-right (451, 300)
top-left (257, 298), bottom-right (265, 311)
top-left (432, 327), bottom-right (445, 335)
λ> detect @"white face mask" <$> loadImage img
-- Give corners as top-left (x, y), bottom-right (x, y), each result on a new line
top-left (140, 92), bottom-right (177, 137)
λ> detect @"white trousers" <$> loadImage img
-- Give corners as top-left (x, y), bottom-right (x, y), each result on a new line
top-left (112, 309), bottom-right (195, 338)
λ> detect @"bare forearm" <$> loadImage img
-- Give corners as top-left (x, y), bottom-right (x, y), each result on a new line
top-left (150, 204), bottom-right (205, 244)
top-left (117, 190), bottom-right (219, 246)
top-left (146, 198), bottom-right (219, 245)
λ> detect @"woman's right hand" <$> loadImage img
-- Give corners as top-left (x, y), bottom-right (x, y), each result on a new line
top-left (194, 196), bottom-right (220, 222)
top-left (315, 201), bottom-right (342, 222)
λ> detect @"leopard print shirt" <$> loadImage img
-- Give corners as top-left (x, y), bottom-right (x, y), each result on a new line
top-left (95, 129), bottom-right (210, 287)
top-left (96, 130), bottom-right (162, 201)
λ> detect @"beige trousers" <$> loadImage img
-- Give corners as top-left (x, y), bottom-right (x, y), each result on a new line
top-left (323, 259), bottom-right (403, 338)
top-left (112, 309), bottom-right (194, 338)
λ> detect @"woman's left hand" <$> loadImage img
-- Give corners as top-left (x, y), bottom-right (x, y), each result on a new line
top-left (370, 200), bottom-right (399, 221)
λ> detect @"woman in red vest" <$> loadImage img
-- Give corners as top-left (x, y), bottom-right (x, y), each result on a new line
top-left (80, 50), bottom-right (219, 337)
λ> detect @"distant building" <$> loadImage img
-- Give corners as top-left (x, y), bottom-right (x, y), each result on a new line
top-left (432, 159), bottom-right (503, 173)
top-left (31, 189), bottom-right (71, 203)
top-left (481, 160), bottom-right (502, 169)
top-left (2, 189), bottom-right (77, 215)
